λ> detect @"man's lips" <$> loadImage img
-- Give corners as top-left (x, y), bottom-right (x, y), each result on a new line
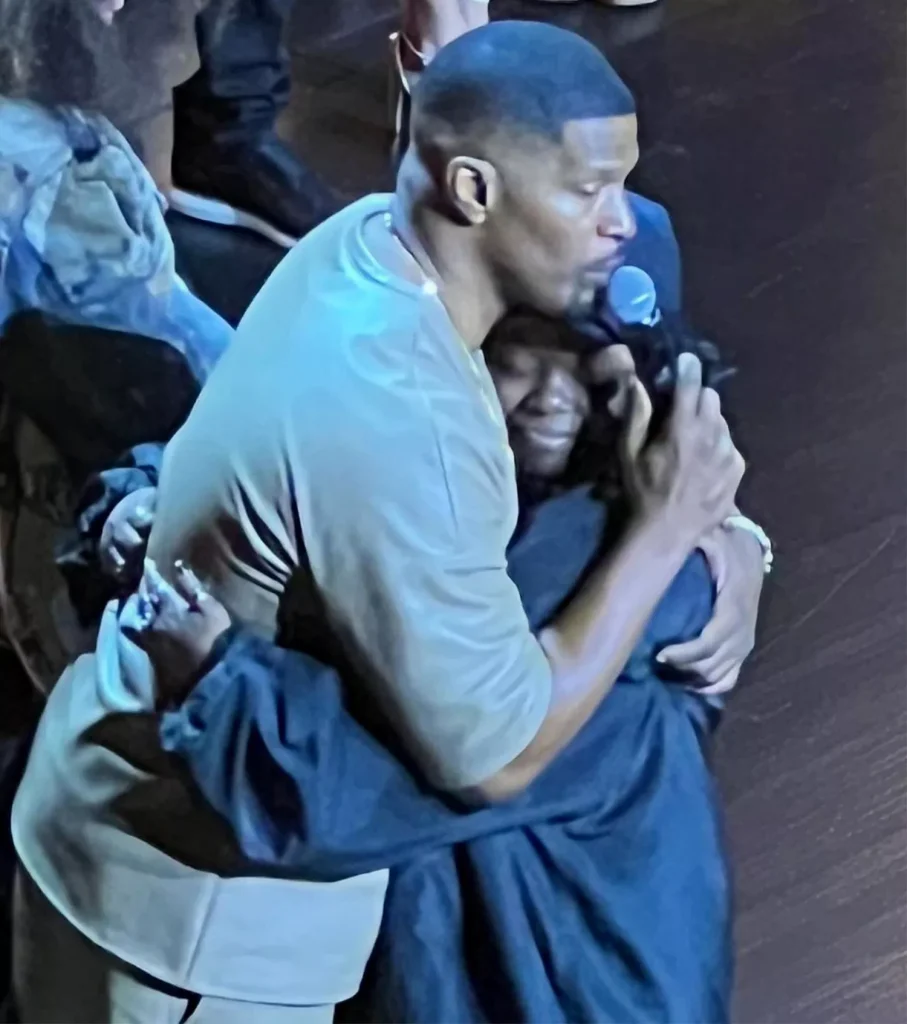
top-left (582, 251), bottom-right (626, 289)
top-left (583, 265), bottom-right (622, 290)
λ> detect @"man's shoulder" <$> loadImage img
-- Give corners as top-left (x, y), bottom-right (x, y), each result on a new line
top-left (625, 191), bottom-right (682, 314)
top-left (279, 192), bottom-right (394, 274)
top-left (237, 194), bottom-right (427, 365)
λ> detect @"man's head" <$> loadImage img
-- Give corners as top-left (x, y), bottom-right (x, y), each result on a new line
top-left (408, 21), bottom-right (639, 320)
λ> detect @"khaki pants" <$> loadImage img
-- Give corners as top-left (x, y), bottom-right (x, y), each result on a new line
top-left (12, 869), bottom-right (334, 1024)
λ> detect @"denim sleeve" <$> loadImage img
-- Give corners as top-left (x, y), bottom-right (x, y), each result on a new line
top-left (55, 443), bottom-right (165, 625)
top-left (160, 631), bottom-right (468, 879)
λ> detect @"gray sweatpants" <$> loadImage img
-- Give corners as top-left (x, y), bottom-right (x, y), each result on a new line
top-left (12, 868), bottom-right (334, 1024)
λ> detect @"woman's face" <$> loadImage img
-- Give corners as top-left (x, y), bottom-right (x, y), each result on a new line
top-left (488, 319), bottom-right (637, 480)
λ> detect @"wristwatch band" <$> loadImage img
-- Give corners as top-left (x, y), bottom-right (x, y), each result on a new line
top-left (724, 514), bottom-right (774, 574)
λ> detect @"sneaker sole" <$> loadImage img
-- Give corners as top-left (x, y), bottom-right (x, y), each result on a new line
top-left (168, 188), bottom-right (299, 249)
top-left (533, 0), bottom-right (661, 5)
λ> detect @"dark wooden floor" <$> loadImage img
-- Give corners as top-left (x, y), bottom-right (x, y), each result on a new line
top-left (273, 1), bottom-right (907, 1020)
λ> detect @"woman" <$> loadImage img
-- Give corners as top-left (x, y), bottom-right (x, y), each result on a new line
top-left (98, 316), bottom-right (762, 1022)
top-left (0, 0), bottom-right (233, 692)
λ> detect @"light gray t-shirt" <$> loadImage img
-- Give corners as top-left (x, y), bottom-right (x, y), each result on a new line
top-left (150, 193), bottom-right (552, 788)
top-left (13, 195), bottom-right (550, 1003)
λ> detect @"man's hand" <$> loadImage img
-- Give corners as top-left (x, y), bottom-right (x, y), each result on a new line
top-left (100, 486), bottom-right (157, 587)
top-left (621, 352), bottom-right (745, 543)
top-left (658, 524), bottom-right (764, 695)
top-left (122, 559), bottom-right (231, 707)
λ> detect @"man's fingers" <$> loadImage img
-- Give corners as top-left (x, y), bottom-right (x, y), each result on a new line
top-left (657, 619), bottom-right (728, 668)
top-left (698, 665), bottom-right (741, 697)
top-left (620, 375), bottom-right (653, 463)
top-left (688, 651), bottom-right (734, 683)
top-left (670, 352), bottom-right (703, 426)
top-left (698, 385), bottom-right (722, 421)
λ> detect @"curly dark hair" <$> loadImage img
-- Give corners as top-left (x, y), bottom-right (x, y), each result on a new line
top-left (0, 1), bottom-right (231, 122)
top-left (486, 307), bottom-right (735, 506)
top-left (567, 310), bottom-right (736, 501)
top-left (0, 0), bottom-right (174, 119)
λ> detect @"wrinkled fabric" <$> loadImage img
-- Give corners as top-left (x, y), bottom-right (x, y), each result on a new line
top-left (0, 98), bottom-right (231, 380)
top-left (164, 485), bottom-right (733, 1023)
top-left (0, 99), bottom-right (233, 693)
top-left (56, 443), bottom-right (165, 628)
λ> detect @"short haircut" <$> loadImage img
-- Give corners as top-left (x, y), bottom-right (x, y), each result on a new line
top-left (412, 20), bottom-right (636, 150)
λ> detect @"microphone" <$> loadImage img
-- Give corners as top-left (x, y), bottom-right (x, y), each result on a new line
top-left (581, 264), bottom-right (732, 400)
top-left (596, 265), bottom-right (733, 437)
top-left (605, 265), bottom-right (661, 327)
top-left (601, 268), bottom-right (737, 415)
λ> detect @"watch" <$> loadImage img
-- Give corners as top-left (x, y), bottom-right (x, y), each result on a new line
top-left (723, 514), bottom-right (774, 575)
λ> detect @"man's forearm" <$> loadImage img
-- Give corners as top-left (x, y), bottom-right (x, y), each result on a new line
top-left (478, 513), bottom-right (695, 800)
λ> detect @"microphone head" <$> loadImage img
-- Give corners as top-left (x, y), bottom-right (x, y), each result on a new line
top-left (606, 265), bottom-right (658, 326)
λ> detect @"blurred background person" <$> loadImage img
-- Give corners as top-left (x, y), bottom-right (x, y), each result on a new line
top-left (167, 0), bottom-right (336, 247)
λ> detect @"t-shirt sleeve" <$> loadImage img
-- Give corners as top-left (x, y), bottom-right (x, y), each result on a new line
top-left (299, 382), bottom-right (552, 791)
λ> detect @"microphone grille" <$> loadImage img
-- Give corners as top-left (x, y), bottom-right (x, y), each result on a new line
top-left (606, 265), bottom-right (658, 326)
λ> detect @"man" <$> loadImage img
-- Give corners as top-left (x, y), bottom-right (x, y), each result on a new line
top-left (121, 312), bottom-right (757, 1021)
top-left (74, 301), bottom-right (760, 1020)
top-left (12, 22), bottom-right (743, 1022)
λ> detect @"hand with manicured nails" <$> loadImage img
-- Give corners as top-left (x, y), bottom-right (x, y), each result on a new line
top-left (99, 487), bottom-right (157, 589)
top-left (122, 559), bottom-right (231, 707)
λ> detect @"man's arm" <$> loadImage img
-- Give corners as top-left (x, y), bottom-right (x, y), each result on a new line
top-left (480, 516), bottom-right (696, 798)
top-left (658, 518), bottom-right (767, 697)
top-left (474, 355), bottom-right (744, 800)
top-left (312, 353), bottom-right (741, 803)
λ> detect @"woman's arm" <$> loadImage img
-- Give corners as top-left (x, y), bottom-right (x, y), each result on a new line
top-left (56, 444), bottom-right (163, 625)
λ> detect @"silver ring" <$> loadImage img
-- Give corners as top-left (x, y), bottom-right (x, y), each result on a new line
top-left (136, 594), bottom-right (158, 628)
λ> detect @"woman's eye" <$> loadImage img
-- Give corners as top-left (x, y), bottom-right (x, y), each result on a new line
top-left (503, 353), bottom-right (536, 375)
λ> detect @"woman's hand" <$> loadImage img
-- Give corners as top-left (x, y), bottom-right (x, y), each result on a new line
top-left (122, 559), bottom-right (231, 707)
top-left (100, 486), bottom-right (157, 588)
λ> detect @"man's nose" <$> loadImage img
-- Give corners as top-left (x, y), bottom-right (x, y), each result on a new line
top-left (597, 189), bottom-right (636, 242)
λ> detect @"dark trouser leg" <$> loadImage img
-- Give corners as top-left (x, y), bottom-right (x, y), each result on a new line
top-left (170, 0), bottom-right (335, 246)
top-left (173, 0), bottom-right (293, 152)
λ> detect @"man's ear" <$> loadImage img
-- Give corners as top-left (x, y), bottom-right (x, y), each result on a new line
top-left (446, 157), bottom-right (499, 225)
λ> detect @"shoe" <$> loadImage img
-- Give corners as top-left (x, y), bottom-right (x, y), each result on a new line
top-left (532, 0), bottom-right (660, 5)
top-left (169, 134), bottom-right (336, 249)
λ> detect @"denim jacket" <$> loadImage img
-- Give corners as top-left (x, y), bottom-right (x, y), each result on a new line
top-left (0, 98), bottom-right (231, 380)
